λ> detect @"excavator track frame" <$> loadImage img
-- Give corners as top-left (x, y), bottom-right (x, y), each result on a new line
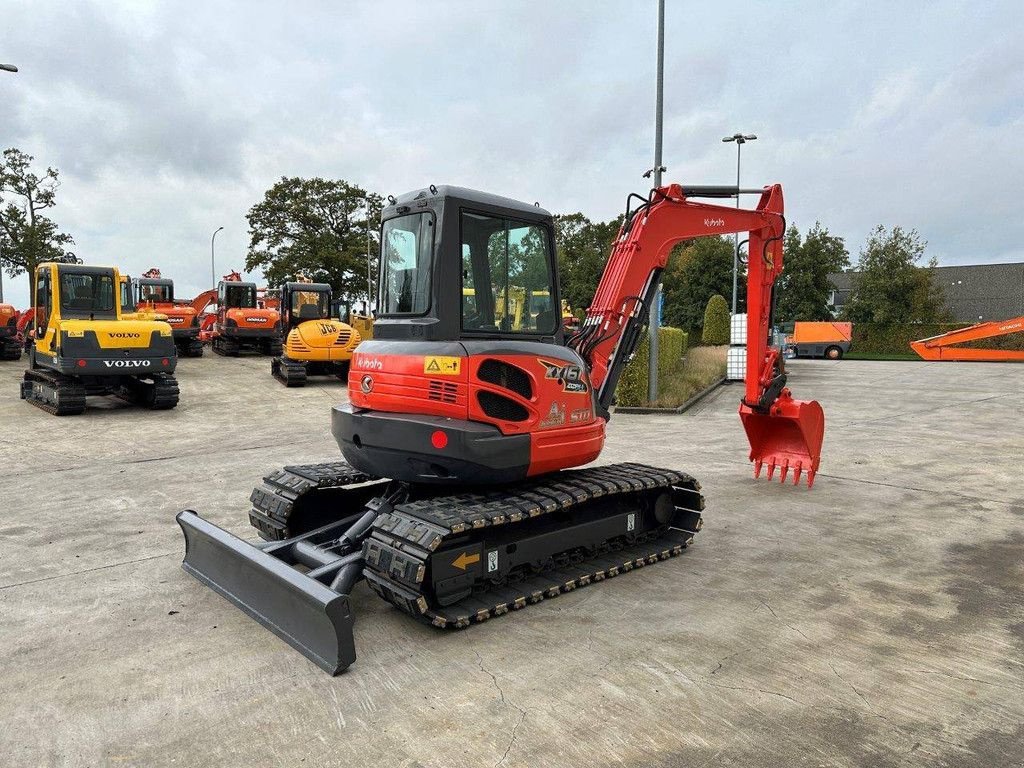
top-left (179, 460), bottom-right (703, 674)
top-left (20, 369), bottom-right (87, 416)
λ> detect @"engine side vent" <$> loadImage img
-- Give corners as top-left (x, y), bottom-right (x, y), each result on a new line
top-left (334, 330), bottom-right (353, 346)
top-left (477, 359), bottom-right (533, 400)
top-left (428, 380), bottom-right (458, 404)
top-left (477, 391), bottom-right (529, 422)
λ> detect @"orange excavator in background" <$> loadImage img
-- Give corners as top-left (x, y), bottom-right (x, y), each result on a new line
top-left (135, 268), bottom-right (204, 357)
top-left (911, 317), bottom-right (1024, 362)
top-left (1, 303), bottom-right (23, 360)
top-left (179, 182), bottom-right (826, 675)
top-left (209, 270), bottom-right (282, 356)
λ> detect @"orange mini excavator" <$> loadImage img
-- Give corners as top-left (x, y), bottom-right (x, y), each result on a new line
top-left (135, 268), bottom-right (204, 357)
top-left (911, 317), bottom-right (1024, 362)
top-left (209, 270), bottom-right (282, 356)
top-left (178, 183), bottom-right (825, 674)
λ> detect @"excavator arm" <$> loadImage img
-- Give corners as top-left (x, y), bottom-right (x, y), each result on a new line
top-left (569, 182), bottom-right (824, 486)
top-left (910, 317), bottom-right (1024, 361)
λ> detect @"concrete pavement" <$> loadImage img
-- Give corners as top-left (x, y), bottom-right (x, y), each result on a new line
top-left (0, 354), bottom-right (1021, 767)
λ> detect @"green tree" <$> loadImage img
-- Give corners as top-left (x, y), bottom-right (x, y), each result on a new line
top-left (552, 212), bottom-right (622, 315)
top-left (701, 294), bottom-right (730, 344)
top-left (661, 236), bottom-right (740, 335)
top-left (843, 225), bottom-right (948, 324)
top-left (244, 177), bottom-right (382, 302)
top-left (0, 148), bottom-right (76, 293)
top-left (776, 222), bottom-right (850, 321)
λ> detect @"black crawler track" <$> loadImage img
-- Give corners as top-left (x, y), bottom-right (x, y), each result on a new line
top-left (362, 462), bottom-right (704, 627)
top-left (118, 373), bottom-right (180, 410)
top-left (212, 336), bottom-right (240, 356)
top-left (181, 460), bottom-right (704, 674)
top-left (248, 461), bottom-right (389, 540)
top-left (20, 369), bottom-right (87, 415)
top-left (271, 356), bottom-right (308, 387)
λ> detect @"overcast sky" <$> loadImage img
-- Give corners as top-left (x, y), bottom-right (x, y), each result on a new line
top-left (3, 0), bottom-right (1022, 307)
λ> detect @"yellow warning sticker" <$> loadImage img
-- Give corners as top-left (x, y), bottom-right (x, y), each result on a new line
top-left (424, 356), bottom-right (461, 376)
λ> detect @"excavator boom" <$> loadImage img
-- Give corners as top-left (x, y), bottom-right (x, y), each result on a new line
top-left (911, 317), bottom-right (1024, 362)
top-left (570, 183), bottom-right (824, 486)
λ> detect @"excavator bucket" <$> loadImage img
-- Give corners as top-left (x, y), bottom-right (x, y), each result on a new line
top-left (739, 395), bottom-right (824, 488)
top-left (177, 510), bottom-right (358, 675)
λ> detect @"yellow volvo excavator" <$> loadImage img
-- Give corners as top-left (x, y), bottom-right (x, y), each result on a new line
top-left (21, 262), bottom-right (179, 415)
top-left (271, 281), bottom-right (362, 386)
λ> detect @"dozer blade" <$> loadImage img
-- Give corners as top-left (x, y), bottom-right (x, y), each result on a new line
top-left (177, 510), bottom-right (357, 675)
top-left (740, 395), bottom-right (824, 488)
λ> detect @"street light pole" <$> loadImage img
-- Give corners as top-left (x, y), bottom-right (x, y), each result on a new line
top-left (210, 226), bottom-right (224, 289)
top-left (365, 199), bottom-right (373, 312)
top-left (722, 133), bottom-right (757, 314)
top-left (646, 0), bottom-right (666, 405)
top-left (0, 64), bottom-right (15, 302)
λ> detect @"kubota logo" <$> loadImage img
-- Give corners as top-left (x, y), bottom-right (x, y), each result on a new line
top-left (357, 357), bottom-right (383, 370)
top-left (167, 317), bottom-right (184, 323)
top-left (704, 218), bottom-right (725, 227)
top-left (244, 317), bottom-right (268, 323)
top-left (108, 332), bottom-right (140, 339)
top-left (102, 360), bottom-right (151, 368)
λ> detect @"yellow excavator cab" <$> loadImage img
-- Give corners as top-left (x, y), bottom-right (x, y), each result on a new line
top-left (271, 282), bottom-right (365, 386)
top-left (22, 263), bottom-right (180, 414)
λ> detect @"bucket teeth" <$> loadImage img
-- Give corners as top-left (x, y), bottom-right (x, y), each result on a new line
top-left (751, 454), bottom-right (816, 488)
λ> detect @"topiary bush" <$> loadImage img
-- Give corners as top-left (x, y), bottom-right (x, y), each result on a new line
top-left (701, 294), bottom-right (730, 345)
top-left (615, 326), bottom-right (688, 407)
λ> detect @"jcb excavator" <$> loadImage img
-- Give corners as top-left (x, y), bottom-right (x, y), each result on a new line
top-left (135, 268), bottom-right (204, 357)
top-left (271, 281), bottom-right (362, 386)
top-left (178, 183), bottom-right (825, 674)
top-left (1, 302), bottom-right (22, 360)
top-left (211, 271), bottom-right (282, 356)
top-left (21, 262), bottom-right (179, 415)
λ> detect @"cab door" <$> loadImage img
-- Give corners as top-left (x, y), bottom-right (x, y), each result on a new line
top-left (33, 266), bottom-right (54, 355)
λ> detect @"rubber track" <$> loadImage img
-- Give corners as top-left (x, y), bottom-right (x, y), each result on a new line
top-left (21, 369), bottom-right (87, 416)
top-left (117, 374), bottom-right (180, 410)
top-left (271, 356), bottom-right (307, 387)
top-left (148, 374), bottom-right (180, 409)
top-left (212, 336), bottom-right (240, 356)
top-left (248, 461), bottom-right (382, 540)
top-left (363, 462), bottom-right (704, 628)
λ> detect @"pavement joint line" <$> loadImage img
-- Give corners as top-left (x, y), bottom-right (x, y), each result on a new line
top-left (837, 393), bottom-right (1009, 427)
top-left (0, 551), bottom-right (177, 591)
top-left (812, 470), bottom-right (1015, 505)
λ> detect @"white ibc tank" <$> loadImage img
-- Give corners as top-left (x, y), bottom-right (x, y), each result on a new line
top-left (730, 313), bottom-right (747, 346)
top-left (727, 347), bottom-right (746, 381)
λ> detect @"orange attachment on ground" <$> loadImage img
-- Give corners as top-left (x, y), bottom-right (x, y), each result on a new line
top-left (740, 390), bottom-right (824, 488)
top-left (910, 317), bottom-right (1024, 362)
top-left (791, 321), bottom-right (852, 345)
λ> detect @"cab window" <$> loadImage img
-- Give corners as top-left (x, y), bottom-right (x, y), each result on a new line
top-left (223, 284), bottom-right (256, 309)
top-left (60, 272), bottom-right (116, 318)
top-left (460, 212), bottom-right (556, 334)
top-left (291, 289), bottom-right (330, 320)
top-left (380, 212), bottom-right (434, 315)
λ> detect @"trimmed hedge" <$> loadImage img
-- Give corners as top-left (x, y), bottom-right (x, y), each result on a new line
top-left (615, 327), bottom-right (688, 407)
top-left (702, 294), bottom-right (730, 345)
top-left (851, 322), bottom-right (1024, 354)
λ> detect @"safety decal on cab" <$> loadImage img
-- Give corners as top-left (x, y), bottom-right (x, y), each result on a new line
top-left (537, 359), bottom-right (589, 394)
top-left (424, 356), bottom-right (461, 376)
